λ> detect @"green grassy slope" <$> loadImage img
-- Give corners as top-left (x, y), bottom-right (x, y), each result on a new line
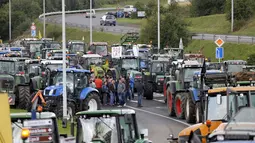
top-left (185, 40), bottom-right (255, 61)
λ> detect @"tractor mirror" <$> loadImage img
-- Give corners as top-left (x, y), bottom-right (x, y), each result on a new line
top-left (216, 94), bottom-right (222, 105)
top-left (124, 114), bottom-right (132, 124)
top-left (35, 67), bottom-right (40, 76)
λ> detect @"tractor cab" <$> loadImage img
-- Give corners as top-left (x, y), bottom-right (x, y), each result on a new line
top-left (222, 60), bottom-right (247, 73)
top-left (163, 48), bottom-right (184, 60)
top-left (42, 47), bottom-right (61, 59)
top-left (88, 42), bottom-right (108, 57)
top-left (48, 49), bottom-right (69, 58)
top-left (45, 41), bottom-right (61, 49)
top-left (184, 54), bottom-right (205, 64)
top-left (75, 109), bottom-right (152, 143)
top-left (43, 68), bottom-right (101, 118)
top-left (67, 40), bottom-right (86, 54)
top-left (25, 59), bottom-right (41, 79)
top-left (206, 62), bottom-right (222, 70)
top-left (243, 65), bottom-right (255, 72)
top-left (118, 55), bottom-right (140, 77)
top-left (27, 40), bottom-right (45, 59)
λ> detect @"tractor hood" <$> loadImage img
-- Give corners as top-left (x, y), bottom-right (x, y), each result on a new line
top-left (178, 121), bottom-right (223, 139)
top-left (44, 85), bottom-right (63, 96)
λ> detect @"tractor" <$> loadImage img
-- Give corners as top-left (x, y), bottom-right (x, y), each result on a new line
top-left (222, 60), bottom-right (247, 73)
top-left (0, 57), bottom-right (31, 109)
top-left (67, 40), bottom-right (86, 54)
top-left (26, 40), bottom-right (46, 59)
top-left (88, 42), bottom-right (108, 56)
top-left (43, 68), bottom-right (101, 118)
top-left (79, 54), bottom-right (106, 78)
top-left (41, 47), bottom-right (61, 59)
top-left (165, 60), bottom-right (203, 119)
top-left (75, 109), bottom-right (152, 143)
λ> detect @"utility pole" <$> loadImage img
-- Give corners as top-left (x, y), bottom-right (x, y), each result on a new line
top-left (9, 0), bottom-right (11, 41)
top-left (157, 0), bottom-right (160, 54)
top-left (61, 0), bottom-right (67, 124)
top-left (90, 0), bottom-right (93, 44)
top-left (43, 0), bottom-right (46, 38)
top-left (231, 0), bottom-right (234, 32)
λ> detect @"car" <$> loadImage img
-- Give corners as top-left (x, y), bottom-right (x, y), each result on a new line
top-left (105, 11), bottom-right (117, 17)
top-left (85, 9), bottom-right (96, 18)
top-left (100, 15), bottom-right (116, 26)
top-left (123, 5), bottom-right (136, 13)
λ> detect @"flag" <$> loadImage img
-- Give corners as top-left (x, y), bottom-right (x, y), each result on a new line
top-left (38, 30), bottom-right (42, 39)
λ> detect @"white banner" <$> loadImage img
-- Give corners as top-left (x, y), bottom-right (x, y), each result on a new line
top-left (111, 46), bottom-right (122, 58)
top-left (137, 11), bottom-right (145, 17)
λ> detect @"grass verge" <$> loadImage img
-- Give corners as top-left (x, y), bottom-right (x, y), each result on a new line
top-left (10, 109), bottom-right (70, 135)
top-left (185, 40), bottom-right (255, 61)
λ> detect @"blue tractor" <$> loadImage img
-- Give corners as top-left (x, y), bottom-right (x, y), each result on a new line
top-left (43, 68), bottom-right (101, 118)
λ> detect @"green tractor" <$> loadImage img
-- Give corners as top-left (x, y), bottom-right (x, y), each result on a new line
top-left (0, 57), bottom-right (31, 109)
top-left (67, 40), bottom-right (86, 54)
top-left (26, 40), bottom-right (46, 59)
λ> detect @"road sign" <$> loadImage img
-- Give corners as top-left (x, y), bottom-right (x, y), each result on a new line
top-left (216, 47), bottom-right (224, 59)
top-left (31, 30), bottom-right (36, 37)
top-left (111, 46), bottom-right (122, 58)
top-left (215, 37), bottom-right (224, 47)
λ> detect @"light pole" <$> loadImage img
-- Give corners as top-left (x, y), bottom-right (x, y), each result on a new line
top-left (157, 0), bottom-right (160, 54)
top-left (61, 0), bottom-right (67, 123)
top-left (90, 0), bottom-right (93, 44)
top-left (231, 0), bottom-right (234, 32)
top-left (43, 0), bottom-right (46, 38)
top-left (9, 0), bottom-right (11, 42)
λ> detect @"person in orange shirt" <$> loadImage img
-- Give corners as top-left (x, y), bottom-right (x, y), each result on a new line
top-left (94, 76), bottom-right (103, 103)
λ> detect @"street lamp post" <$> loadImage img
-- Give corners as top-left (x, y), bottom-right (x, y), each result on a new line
top-left (90, 0), bottom-right (93, 44)
top-left (9, 0), bottom-right (11, 42)
top-left (43, 0), bottom-right (46, 38)
top-left (61, 0), bottom-right (67, 124)
top-left (157, 0), bottom-right (160, 54)
top-left (231, 0), bottom-right (234, 32)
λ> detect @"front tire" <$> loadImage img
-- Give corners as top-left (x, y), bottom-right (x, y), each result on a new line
top-left (174, 93), bottom-right (186, 119)
top-left (167, 87), bottom-right (175, 116)
top-left (83, 92), bottom-right (101, 111)
top-left (17, 86), bottom-right (30, 109)
top-left (185, 94), bottom-right (196, 123)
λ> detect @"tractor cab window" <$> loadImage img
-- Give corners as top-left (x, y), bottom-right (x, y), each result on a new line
top-left (184, 68), bottom-right (201, 82)
top-left (227, 64), bottom-right (245, 73)
top-left (15, 61), bottom-right (25, 73)
top-left (53, 72), bottom-right (74, 93)
top-left (71, 44), bottom-right (84, 53)
top-left (90, 45), bottom-right (107, 56)
top-left (122, 59), bottom-right (138, 70)
top-left (0, 61), bottom-right (15, 74)
top-left (78, 116), bottom-right (118, 143)
top-left (28, 64), bottom-right (41, 74)
top-left (30, 43), bottom-right (43, 53)
top-left (75, 73), bottom-right (88, 87)
top-left (119, 115), bottom-right (137, 142)
top-left (151, 63), bottom-right (168, 73)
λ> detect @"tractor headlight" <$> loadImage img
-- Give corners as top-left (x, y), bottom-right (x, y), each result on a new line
top-left (217, 135), bottom-right (224, 141)
top-left (49, 89), bottom-right (54, 95)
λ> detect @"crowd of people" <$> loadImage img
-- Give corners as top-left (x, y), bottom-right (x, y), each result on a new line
top-left (89, 73), bottom-right (144, 107)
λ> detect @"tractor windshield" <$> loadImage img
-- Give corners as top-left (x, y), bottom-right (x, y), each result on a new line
top-left (29, 43), bottom-right (42, 53)
top-left (53, 72), bottom-right (74, 92)
top-left (207, 92), bottom-right (250, 121)
top-left (71, 44), bottom-right (84, 53)
top-left (184, 68), bottom-right (201, 82)
top-left (151, 62), bottom-right (168, 73)
top-left (0, 61), bottom-right (15, 74)
top-left (95, 45), bottom-right (108, 56)
top-left (87, 57), bottom-right (102, 65)
top-left (28, 64), bottom-right (40, 73)
top-left (122, 59), bottom-right (138, 70)
top-left (227, 64), bottom-right (245, 73)
top-left (78, 116), bottom-right (118, 143)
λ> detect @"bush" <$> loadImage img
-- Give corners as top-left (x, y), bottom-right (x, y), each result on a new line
top-left (190, 0), bottom-right (225, 17)
top-left (247, 53), bottom-right (255, 65)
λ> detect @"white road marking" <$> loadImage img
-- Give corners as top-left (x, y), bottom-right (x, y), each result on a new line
top-left (153, 99), bottom-right (165, 103)
top-left (126, 105), bottom-right (191, 126)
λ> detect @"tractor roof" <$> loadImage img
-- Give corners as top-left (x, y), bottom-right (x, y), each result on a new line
top-left (82, 54), bottom-right (102, 58)
top-left (41, 60), bottom-right (64, 65)
top-left (57, 68), bottom-right (91, 73)
top-left (208, 86), bottom-right (255, 94)
top-left (11, 112), bottom-right (56, 119)
top-left (121, 55), bottom-right (138, 59)
top-left (76, 109), bottom-right (135, 116)
top-left (27, 41), bottom-right (45, 44)
top-left (0, 57), bottom-right (30, 61)
top-left (42, 47), bottom-right (61, 51)
top-left (68, 40), bottom-right (84, 44)
top-left (194, 70), bottom-right (223, 75)
top-left (41, 38), bottom-right (53, 41)
top-left (223, 60), bottom-right (247, 64)
top-left (22, 38), bottom-right (38, 41)
top-left (90, 42), bottom-right (108, 45)
top-left (25, 59), bottom-right (41, 64)
top-left (183, 60), bottom-right (202, 66)
top-left (151, 59), bottom-right (169, 62)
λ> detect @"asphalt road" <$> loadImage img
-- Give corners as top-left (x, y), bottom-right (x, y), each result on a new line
top-left (44, 13), bottom-right (255, 43)
top-left (103, 93), bottom-right (190, 143)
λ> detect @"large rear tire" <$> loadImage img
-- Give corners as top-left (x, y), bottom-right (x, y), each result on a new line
top-left (17, 86), bottom-right (30, 109)
top-left (145, 82), bottom-right (153, 100)
top-left (83, 92), bottom-right (101, 111)
top-left (174, 93), bottom-right (186, 119)
top-left (185, 94), bottom-right (196, 123)
top-left (57, 101), bottom-right (76, 119)
top-left (167, 86), bottom-right (175, 116)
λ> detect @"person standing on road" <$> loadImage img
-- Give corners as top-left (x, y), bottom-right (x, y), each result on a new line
top-left (125, 73), bottom-right (131, 101)
top-left (117, 79), bottom-right (126, 107)
top-left (95, 76), bottom-right (103, 102)
top-left (136, 80), bottom-right (144, 107)
top-left (109, 80), bottom-right (116, 106)
top-left (102, 81), bottom-right (108, 105)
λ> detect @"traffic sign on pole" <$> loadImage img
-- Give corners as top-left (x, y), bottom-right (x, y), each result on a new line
top-left (31, 30), bottom-right (36, 37)
top-left (215, 37), bottom-right (224, 47)
top-left (216, 47), bottom-right (224, 59)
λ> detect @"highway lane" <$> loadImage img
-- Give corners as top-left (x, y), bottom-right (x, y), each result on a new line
top-left (44, 13), bottom-right (255, 43)
top-left (103, 93), bottom-right (189, 143)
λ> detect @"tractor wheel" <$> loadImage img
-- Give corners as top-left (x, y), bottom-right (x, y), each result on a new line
top-left (174, 93), bottom-right (186, 119)
top-left (167, 87), bottom-right (175, 116)
top-left (83, 92), bottom-right (101, 111)
top-left (185, 94), bottom-right (196, 123)
top-left (57, 101), bottom-right (76, 119)
top-left (195, 102), bottom-right (202, 123)
top-left (26, 92), bottom-right (36, 112)
top-left (145, 82), bottom-right (153, 100)
top-left (17, 86), bottom-right (30, 109)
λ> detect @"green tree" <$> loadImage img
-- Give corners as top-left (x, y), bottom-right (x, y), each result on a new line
top-left (190, 0), bottom-right (225, 17)
top-left (247, 53), bottom-right (255, 65)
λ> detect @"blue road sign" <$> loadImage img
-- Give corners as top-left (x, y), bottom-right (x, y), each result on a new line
top-left (31, 30), bottom-right (36, 37)
top-left (216, 47), bottom-right (224, 59)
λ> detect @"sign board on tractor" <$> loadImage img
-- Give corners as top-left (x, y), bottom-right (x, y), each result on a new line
top-left (112, 46), bottom-right (122, 58)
